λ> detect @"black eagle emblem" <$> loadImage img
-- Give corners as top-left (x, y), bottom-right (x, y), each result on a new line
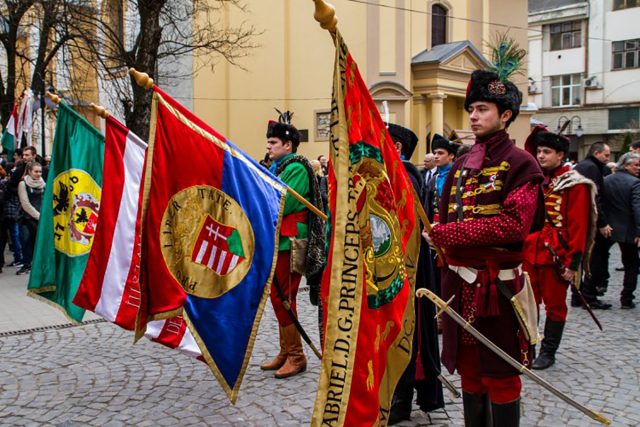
top-left (53, 181), bottom-right (70, 215)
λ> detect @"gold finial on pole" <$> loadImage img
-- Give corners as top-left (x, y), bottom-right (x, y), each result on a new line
top-left (313, 0), bottom-right (338, 33)
top-left (129, 68), bottom-right (154, 90)
top-left (45, 91), bottom-right (61, 105)
top-left (90, 103), bottom-right (110, 119)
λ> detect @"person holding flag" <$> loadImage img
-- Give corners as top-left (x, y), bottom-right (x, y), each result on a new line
top-left (261, 109), bottom-right (325, 379)
top-left (386, 123), bottom-right (444, 424)
top-left (427, 37), bottom-right (544, 425)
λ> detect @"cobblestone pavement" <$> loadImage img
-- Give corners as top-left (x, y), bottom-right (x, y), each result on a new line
top-left (0, 247), bottom-right (638, 426)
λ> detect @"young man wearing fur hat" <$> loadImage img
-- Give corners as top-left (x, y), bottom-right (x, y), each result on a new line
top-left (261, 111), bottom-right (325, 379)
top-left (523, 128), bottom-right (595, 370)
top-left (386, 123), bottom-right (445, 424)
top-left (426, 134), bottom-right (458, 224)
top-left (426, 50), bottom-right (544, 424)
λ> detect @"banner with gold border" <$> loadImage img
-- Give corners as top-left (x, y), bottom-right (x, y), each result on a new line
top-left (138, 86), bottom-right (286, 403)
top-left (312, 31), bottom-right (417, 426)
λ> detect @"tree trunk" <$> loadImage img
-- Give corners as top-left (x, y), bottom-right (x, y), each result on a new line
top-left (124, 0), bottom-right (166, 141)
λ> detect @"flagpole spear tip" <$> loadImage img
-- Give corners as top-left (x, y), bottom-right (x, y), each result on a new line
top-left (45, 91), bottom-right (61, 105)
top-left (313, 0), bottom-right (338, 33)
top-left (129, 68), bottom-right (154, 90)
top-left (90, 103), bottom-right (110, 119)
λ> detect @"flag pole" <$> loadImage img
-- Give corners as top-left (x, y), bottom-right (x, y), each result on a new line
top-left (312, 0), bottom-right (338, 34)
top-left (128, 68), bottom-right (328, 222)
top-left (90, 103), bottom-right (110, 120)
top-left (45, 91), bottom-right (61, 105)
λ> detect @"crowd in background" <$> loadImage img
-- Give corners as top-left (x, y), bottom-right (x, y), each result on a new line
top-left (0, 146), bottom-right (48, 275)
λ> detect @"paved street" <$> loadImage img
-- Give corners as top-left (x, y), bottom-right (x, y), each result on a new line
top-left (0, 246), bottom-right (638, 426)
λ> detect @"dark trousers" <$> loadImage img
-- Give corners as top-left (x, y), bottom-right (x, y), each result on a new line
top-left (582, 233), bottom-right (612, 301)
top-left (585, 237), bottom-right (638, 305)
top-left (20, 221), bottom-right (37, 266)
top-left (0, 218), bottom-right (8, 268)
top-left (617, 241), bottom-right (639, 305)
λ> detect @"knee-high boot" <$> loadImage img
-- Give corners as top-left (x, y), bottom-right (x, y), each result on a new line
top-left (260, 326), bottom-right (287, 370)
top-left (463, 392), bottom-right (492, 427)
top-left (275, 324), bottom-right (307, 378)
top-left (532, 319), bottom-right (565, 370)
top-left (491, 398), bottom-right (520, 427)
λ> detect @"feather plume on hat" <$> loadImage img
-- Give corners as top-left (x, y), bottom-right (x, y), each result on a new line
top-left (464, 33), bottom-right (525, 126)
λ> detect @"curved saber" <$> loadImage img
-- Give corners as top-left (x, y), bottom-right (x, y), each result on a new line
top-left (416, 289), bottom-right (612, 426)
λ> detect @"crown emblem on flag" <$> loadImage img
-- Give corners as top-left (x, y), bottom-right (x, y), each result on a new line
top-left (192, 216), bottom-right (245, 276)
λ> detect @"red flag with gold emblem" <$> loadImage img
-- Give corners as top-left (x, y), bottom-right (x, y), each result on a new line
top-left (312, 31), bottom-right (419, 426)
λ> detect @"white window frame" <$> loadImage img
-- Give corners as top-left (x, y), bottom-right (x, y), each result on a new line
top-left (551, 74), bottom-right (582, 107)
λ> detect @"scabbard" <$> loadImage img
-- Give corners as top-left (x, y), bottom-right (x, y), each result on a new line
top-left (544, 243), bottom-right (603, 331)
top-left (272, 275), bottom-right (322, 360)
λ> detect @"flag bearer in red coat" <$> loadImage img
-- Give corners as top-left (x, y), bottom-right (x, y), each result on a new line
top-left (523, 128), bottom-right (596, 370)
top-left (427, 39), bottom-right (544, 426)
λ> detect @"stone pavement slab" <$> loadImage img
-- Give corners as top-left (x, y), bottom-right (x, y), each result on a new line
top-left (0, 247), bottom-right (638, 425)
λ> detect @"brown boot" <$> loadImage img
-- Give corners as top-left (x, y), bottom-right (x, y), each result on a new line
top-left (260, 326), bottom-right (287, 370)
top-left (275, 325), bottom-right (307, 379)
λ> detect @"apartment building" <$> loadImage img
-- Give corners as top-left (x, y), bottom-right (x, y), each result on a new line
top-left (529, 0), bottom-right (640, 159)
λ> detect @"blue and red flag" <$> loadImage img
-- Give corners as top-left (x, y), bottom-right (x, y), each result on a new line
top-left (138, 86), bottom-right (286, 402)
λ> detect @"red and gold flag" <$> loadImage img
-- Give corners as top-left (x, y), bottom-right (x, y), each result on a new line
top-left (312, 31), bottom-right (419, 426)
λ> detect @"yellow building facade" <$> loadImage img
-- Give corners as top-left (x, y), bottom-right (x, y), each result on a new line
top-left (193, 0), bottom-right (531, 164)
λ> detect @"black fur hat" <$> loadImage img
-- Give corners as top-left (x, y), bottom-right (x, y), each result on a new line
top-left (464, 70), bottom-right (523, 126)
top-left (266, 109), bottom-right (300, 150)
top-left (431, 134), bottom-right (458, 156)
top-left (387, 123), bottom-right (418, 158)
top-left (530, 129), bottom-right (570, 155)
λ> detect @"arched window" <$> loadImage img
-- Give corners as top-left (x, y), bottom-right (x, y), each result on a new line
top-left (432, 4), bottom-right (448, 47)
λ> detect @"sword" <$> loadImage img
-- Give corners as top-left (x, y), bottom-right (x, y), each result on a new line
top-left (416, 289), bottom-right (612, 426)
top-left (544, 243), bottom-right (603, 331)
top-left (272, 275), bottom-right (322, 360)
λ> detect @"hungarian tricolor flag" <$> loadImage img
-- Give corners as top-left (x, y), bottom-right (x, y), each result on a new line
top-left (1, 90), bottom-right (32, 158)
top-left (312, 31), bottom-right (418, 426)
top-left (27, 102), bottom-right (104, 322)
top-left (73, 116), bottom-right (147, 329)
top-left (138, 86), bottom-right (286, 402)
top-left (73, 115), bottom-right (201, 358)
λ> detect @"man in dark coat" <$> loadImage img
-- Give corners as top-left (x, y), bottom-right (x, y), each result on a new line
top-left (575, 142), bottom-right (613, 309)
top-left (602, 153), bottom-right (640, 309)
top-left (428, 69), bottom-right (544, 426)
top-left (386, 123), bottom-right (444, 424)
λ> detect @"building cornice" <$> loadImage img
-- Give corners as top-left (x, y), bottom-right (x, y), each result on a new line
top-left (528, 2), bottom-right (589, 25)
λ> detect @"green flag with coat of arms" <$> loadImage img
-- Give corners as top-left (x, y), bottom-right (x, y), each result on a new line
top-left (27, 102), bottom-right (104, 323)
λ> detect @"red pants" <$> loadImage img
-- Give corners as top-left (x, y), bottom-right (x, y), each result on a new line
top-left (457, 344), bottom-right (521, 403)
top-left (524, 262), bottom-right (569, 322)
top-left (269, 251), bottom-right (302, 327)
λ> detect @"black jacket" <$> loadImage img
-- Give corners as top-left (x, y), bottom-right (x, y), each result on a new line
top-left (603, 170), bottom-right (640, 243)
top-left (575, 155), bottom-right (608, 227)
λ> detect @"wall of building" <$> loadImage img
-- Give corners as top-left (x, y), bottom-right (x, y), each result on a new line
top-left (193, 0), bottom-right (532, 162)
top-left (529, 0), bottom-right (640, 159)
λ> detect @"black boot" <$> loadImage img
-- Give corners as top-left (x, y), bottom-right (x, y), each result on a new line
top-left (388, 383), bottom-right (413, 425)
top-left (463, 392), bottom-right (492, 427)
top-left (532, 319), bottom-right (565, 370)
top-left (491, 398), bottom-right (520, 427)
